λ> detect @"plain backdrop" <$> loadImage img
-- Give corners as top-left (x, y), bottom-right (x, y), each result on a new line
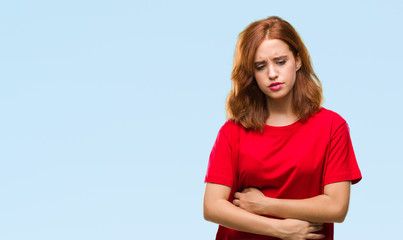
top-left (1, 0), bottom-right (402, 239)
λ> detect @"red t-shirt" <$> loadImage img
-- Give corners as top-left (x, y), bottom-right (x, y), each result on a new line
top-left (205, 108), bottom-right (362, 240)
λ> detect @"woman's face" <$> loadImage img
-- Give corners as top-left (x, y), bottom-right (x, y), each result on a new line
top-left (254, 39), bottom-right (301, 101)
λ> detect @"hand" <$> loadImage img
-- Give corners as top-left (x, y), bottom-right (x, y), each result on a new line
top-left (233, 187), bottom-right (267, 215)
top-left (277, 219), bottom-right (325, 240)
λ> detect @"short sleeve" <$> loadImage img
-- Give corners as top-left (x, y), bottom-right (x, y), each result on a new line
top-left (204, 121), bottom-right (234, 187)
top-left (323, 120), bottom-right (362, 186)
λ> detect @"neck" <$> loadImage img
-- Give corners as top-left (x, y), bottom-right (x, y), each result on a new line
top-left (265, 93), bottom-right (298, 126)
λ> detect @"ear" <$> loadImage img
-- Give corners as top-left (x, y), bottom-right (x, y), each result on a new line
top-left (295, 53), bottom-right (302, 71)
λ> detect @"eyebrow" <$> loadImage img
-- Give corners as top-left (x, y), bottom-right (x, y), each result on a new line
top-left (254, 55), bottom-right (288, 65)
top-left (272, 55), bottom-right (288, 61)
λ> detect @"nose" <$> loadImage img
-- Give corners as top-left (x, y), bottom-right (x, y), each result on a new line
top-left (267, 64), bottom-right (278, 80)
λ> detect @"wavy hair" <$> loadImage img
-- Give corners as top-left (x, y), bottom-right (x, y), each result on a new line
top-left (226, 16), bottom-right (323, 133)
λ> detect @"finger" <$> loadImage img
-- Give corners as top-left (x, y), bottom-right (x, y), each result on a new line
top-left (308, 225), bottom-right (323, 233)
top-left (309, 222), bottom-right (323, 226)
top-left (234, 192), bottom-right (241, 199)
top-left (306, 233), bottom-right (325, 239)
top-left (232, 199), bottom-right (240, 206)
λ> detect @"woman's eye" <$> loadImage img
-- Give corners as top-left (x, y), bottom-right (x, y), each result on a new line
top-left (277, 60), bottom-right (286, 65)
top-left (256, 65), bottom-right (265, 71)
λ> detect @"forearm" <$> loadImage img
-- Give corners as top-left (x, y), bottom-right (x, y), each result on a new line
top-left (205, 183), bottom-right (325, 239)
top-left (261, 182), bottom-right (350, 223)
top-left (262, 195), bottom-right (346, 223)
top-left (204, 198), bottom-right (282, 237)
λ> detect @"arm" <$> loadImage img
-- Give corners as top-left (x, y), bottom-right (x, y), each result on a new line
top-left (233, 181), bottom-right (351, 223)
top-left (204, 183), bottom-right (325, 239)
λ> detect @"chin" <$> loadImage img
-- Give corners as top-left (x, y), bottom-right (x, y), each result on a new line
top-left (267, 94), bottom-right (288, 100)
top-left (266, 91), bottom-right (293, 101)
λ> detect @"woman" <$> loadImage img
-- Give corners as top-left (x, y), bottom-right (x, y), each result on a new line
top-left (203, 16), bottom-right (362, 240)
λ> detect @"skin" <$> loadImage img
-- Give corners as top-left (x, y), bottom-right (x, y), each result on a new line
top-left (253, 38), bottom-right (301, 126)
top-left (204, 39), bottom-right (350, 239)
top-left (232, 182), bottom-right (351, 223)
top-left (232, 39), bottom-right (351, 223)
top-left (204, 183), bottom-right (325, 239)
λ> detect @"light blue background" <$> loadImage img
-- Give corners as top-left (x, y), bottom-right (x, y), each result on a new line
top-left (1, 0), bottom-right (402, 239)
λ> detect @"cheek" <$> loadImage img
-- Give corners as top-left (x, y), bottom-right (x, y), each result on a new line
top-left (254, 74), bottom-right (265, 86)
top-left (254, 74), bottom-right (267, 92)
top-left (254, 72), bottom-right (266, 83)
top-left (283, 65), bottom-right (297, 79)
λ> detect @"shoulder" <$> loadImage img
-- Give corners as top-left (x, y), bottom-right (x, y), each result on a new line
top-left (219, 119), bottom-right (243, 138)
top-left (307, 108), bottom-right (350, 135)
top-left (313, 107), bottom-right (347, 126)
top-left (222, 118), bottom-right (242, 131)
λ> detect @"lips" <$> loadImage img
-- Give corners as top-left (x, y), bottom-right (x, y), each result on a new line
top-left (269, 82), bottom-right (283, 90)
top-left (269, 82), bottom-right (282, 87)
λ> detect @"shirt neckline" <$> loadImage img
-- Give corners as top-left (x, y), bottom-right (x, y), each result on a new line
top-left (263, 118), bottom-right (303, 132)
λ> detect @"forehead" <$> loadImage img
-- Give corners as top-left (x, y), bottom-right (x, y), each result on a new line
top-left (254, 39), bottom-right (292, 61)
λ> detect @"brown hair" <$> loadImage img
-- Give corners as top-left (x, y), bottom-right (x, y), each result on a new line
top-left (226, 16), bottom-right (323, 133)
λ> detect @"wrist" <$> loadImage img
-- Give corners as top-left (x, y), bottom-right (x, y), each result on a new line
top-left (261, 196), bottom-right (275, 216)
top-left (266, 219), bottom-right (285, 238)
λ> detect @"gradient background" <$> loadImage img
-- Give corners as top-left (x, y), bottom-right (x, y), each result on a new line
top-left (1, 0), bottom-right (402, 239)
